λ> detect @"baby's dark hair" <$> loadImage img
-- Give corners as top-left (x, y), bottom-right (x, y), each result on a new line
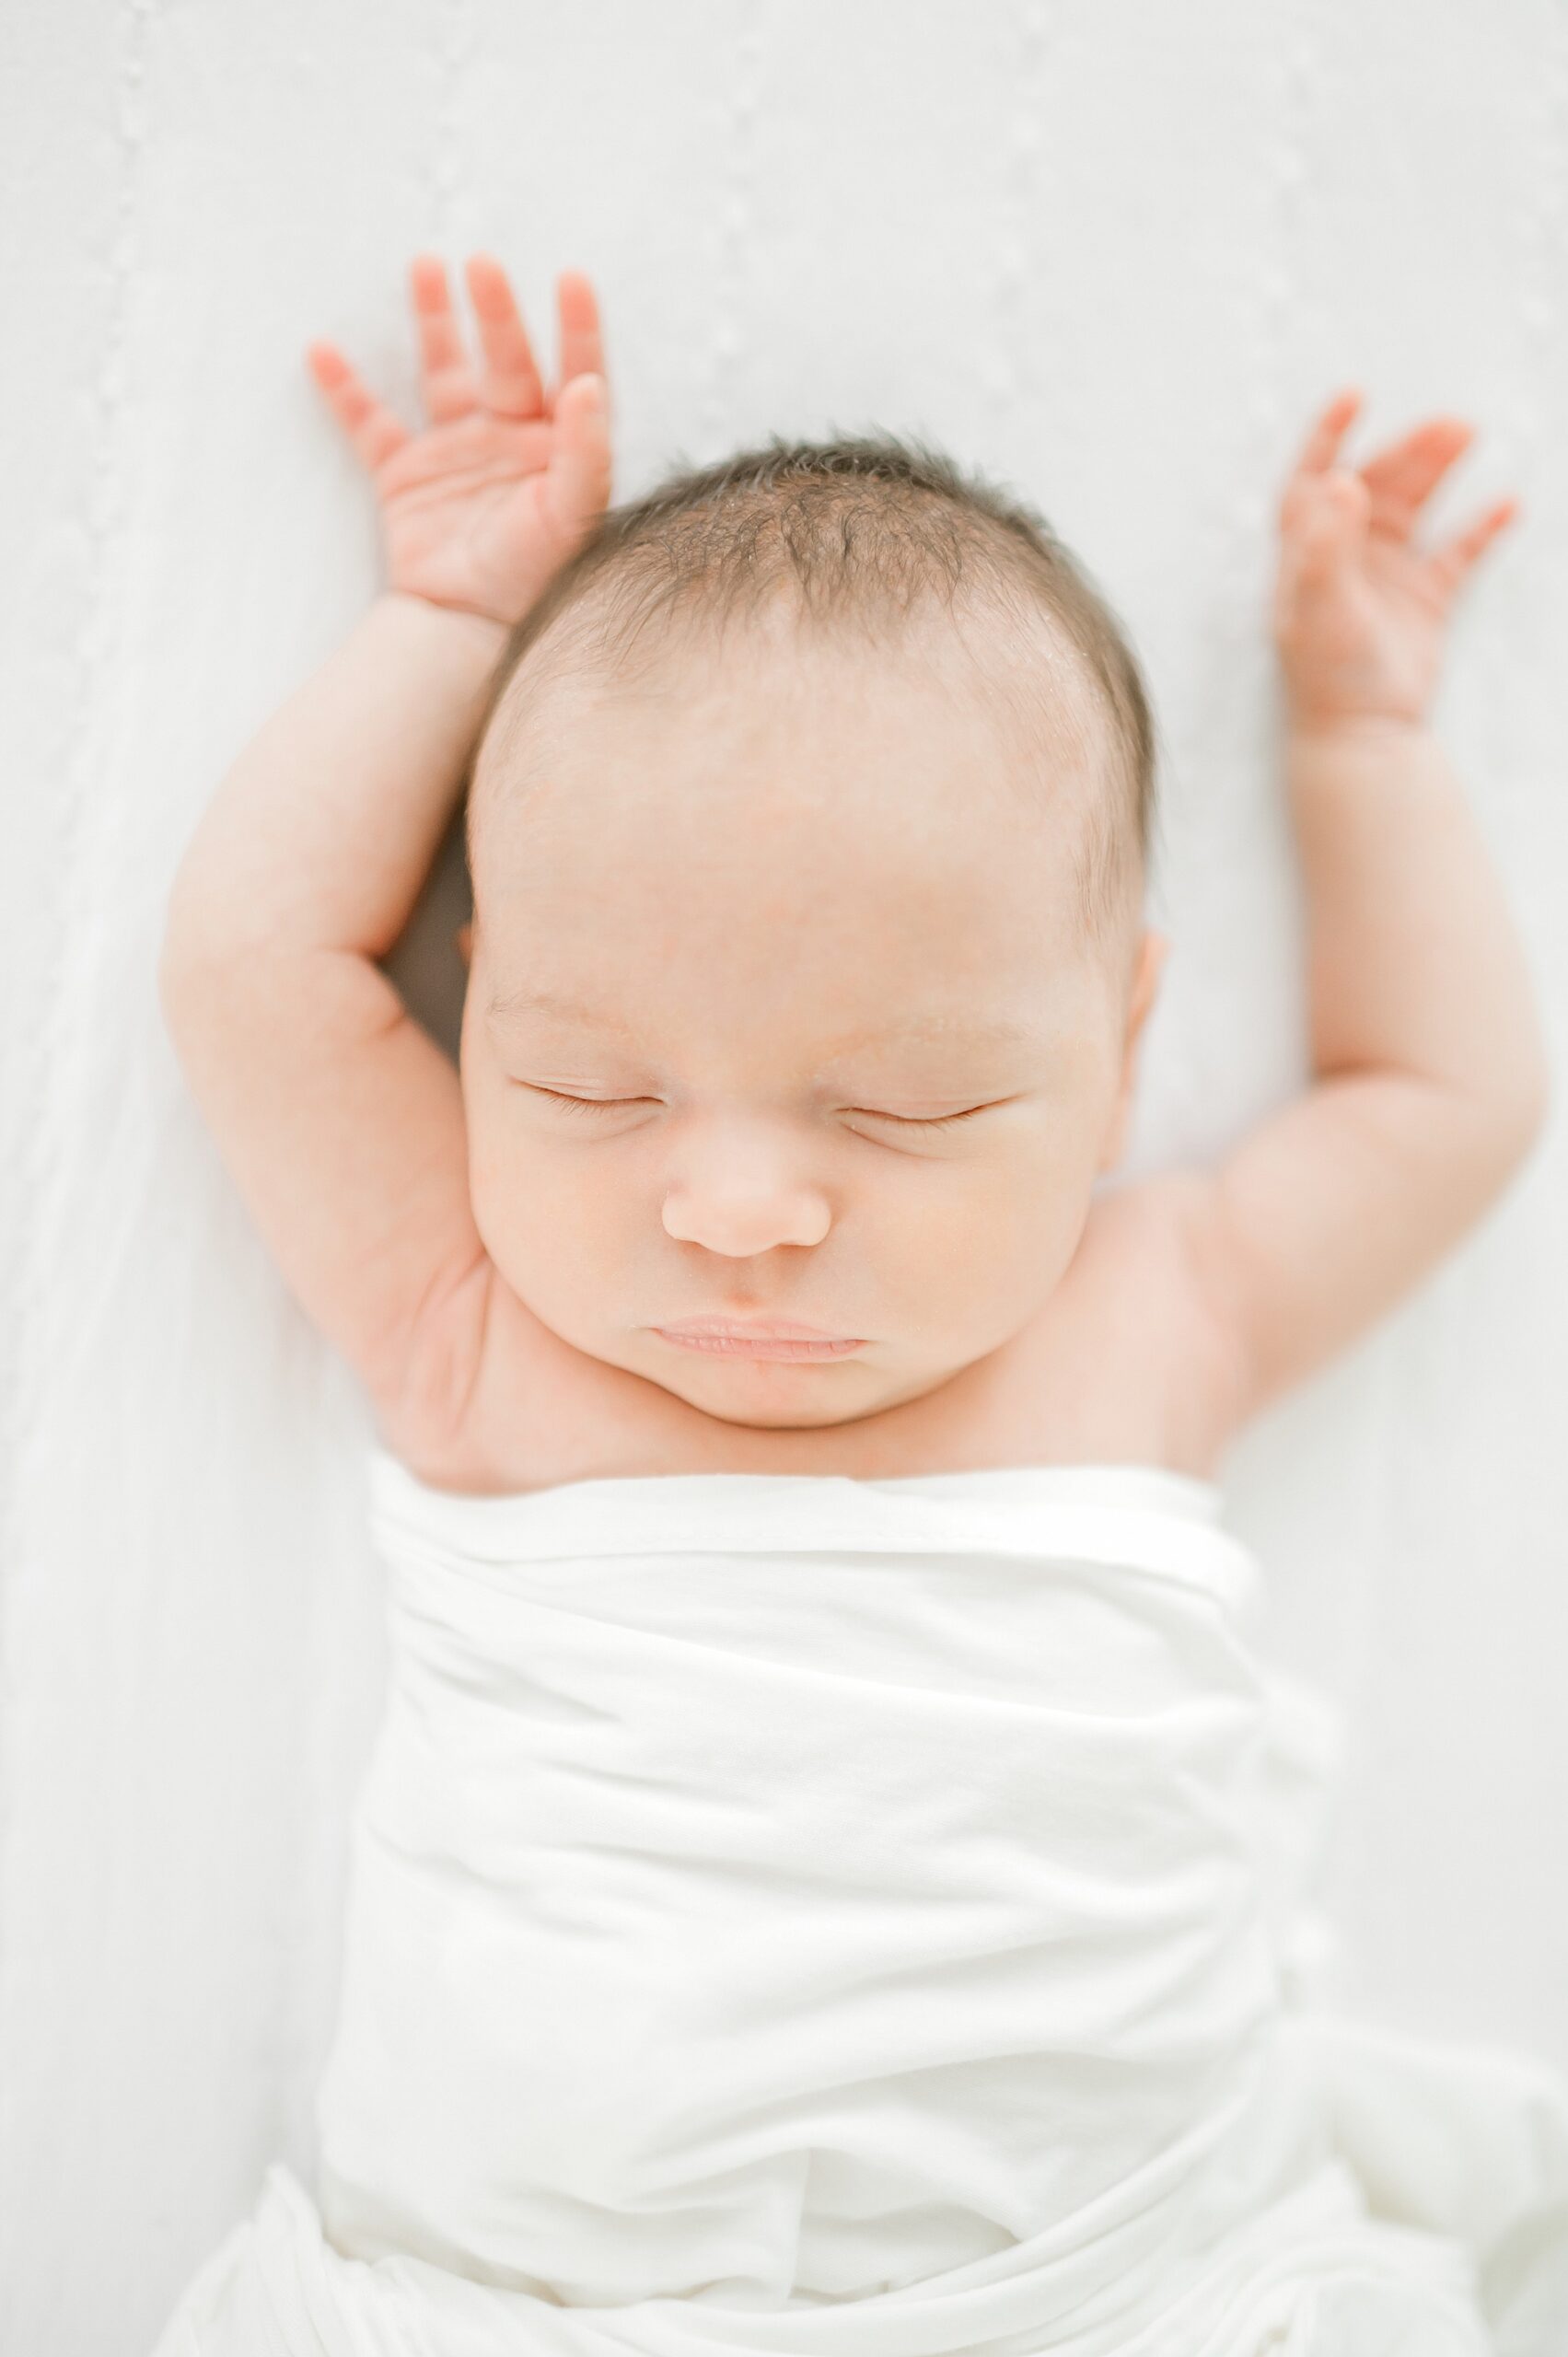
top-left (464, 430), bottom-right (1159, 962)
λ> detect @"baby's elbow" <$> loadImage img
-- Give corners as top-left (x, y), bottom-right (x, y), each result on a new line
top-left (1460, 1057), bottom-right (1553, 1166)
top-left (1502, 1066), bottom-right (1552, 1161)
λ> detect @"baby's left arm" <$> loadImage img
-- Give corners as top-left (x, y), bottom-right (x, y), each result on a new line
top-left (1173, 390), bottom-right (1551, 1430)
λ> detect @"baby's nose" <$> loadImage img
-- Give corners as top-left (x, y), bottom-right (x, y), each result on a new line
top-left (661, 1162), bottom-right (831, 1257)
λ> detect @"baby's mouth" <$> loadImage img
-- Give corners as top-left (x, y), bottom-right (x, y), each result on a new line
top-left (652, 1318), bottom-right (865, 1363)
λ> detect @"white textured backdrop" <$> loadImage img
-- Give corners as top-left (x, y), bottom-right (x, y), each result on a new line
top-left (2, 3), bottom-right (1566, 2351)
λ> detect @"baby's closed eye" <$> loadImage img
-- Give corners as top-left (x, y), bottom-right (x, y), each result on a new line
top-left (513, 1084), bottom-right (1013, 1132)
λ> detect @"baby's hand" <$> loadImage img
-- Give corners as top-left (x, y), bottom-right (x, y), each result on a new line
top-left (1273, 389), bottom-right (1518, 730)
top-left (306, 252), bottom-right (612, 626)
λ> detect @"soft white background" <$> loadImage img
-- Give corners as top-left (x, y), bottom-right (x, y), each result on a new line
top-left (2, 2), bottom-right (1565, 2349)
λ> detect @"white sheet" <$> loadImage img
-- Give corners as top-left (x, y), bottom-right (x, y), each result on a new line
top-left (146, 1453), bottom-right (1568, 2355)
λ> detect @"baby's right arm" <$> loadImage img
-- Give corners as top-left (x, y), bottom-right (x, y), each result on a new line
top-left (158, 255), bottom-right (610, 1446)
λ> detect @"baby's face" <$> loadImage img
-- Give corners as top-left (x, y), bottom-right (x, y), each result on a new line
top-left (459, 611), bottom-right (1161, 1430)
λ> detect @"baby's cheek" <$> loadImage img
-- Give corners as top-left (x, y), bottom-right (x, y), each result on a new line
top-left (464, 1109), bottom-right (565, 1267)
top-left (874, 1157), bottom-right (1024, 1287)
top-left (899, 1148), bottom-right (1087, 1327)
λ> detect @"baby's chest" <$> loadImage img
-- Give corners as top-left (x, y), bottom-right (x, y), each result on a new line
top-left (397, 1178), bottom-right (1236, 1495)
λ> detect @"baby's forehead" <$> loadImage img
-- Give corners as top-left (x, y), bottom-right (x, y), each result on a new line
top-left (470, 683), bottom-right (1119, 1078)
top-left (477, 591), bottom-right (1112, 853)
top-left (470, 610), bottom-right (1132, 1049)
top-left (465, 576), bottom-right (1143, 1016)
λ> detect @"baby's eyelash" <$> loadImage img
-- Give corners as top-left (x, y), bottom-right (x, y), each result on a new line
top-left (525, 1086), bottom-right (651, 1114)
top-left (864, 1105), bottom-right (993, 1131)
top-left (523, 1086), bottom-right (995, 1132)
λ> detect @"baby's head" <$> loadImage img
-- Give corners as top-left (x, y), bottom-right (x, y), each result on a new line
top-left (457, 434), bottom-right (1167, 1430)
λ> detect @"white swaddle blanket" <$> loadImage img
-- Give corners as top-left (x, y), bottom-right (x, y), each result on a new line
top-left (150, 1450), bottom-right (1568, 2355)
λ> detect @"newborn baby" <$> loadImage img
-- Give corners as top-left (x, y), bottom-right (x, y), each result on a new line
top-left (159, 253), bottom-right (1547, 1504)
top-left (151, 254), bottom-right (1564, 2352)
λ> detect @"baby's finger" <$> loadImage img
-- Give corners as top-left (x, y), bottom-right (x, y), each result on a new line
top-left (540, 372), bottom-right (612, 542)
top-left (1288, 388), bottom-right (1363, 482)
top-left (304, 341), bottom-right (412, 473)
top-left (1429, 495), bottom-right (1520, 593)
top-left (1359, 417), bottom-right (1472, 529)
top-left (553, 273), bottom-right (608, 410)
top-left (464, 253), bottom-right (547, 420)
top-left (409, 253), bottom-right (479, 424)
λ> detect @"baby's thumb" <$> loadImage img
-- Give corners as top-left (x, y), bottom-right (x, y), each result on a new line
top-left (1288, 472), bottom-right (1369, 586)
top-left (1275, 475), bottom-right (1367, 640)
top-left (542, 373), bottom-right (612, 547)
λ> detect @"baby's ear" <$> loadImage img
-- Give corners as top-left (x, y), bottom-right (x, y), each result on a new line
top-left (1127, 927), bottom-right (1169, 1039)
top-left (455, 922), bottom-right (473, 970)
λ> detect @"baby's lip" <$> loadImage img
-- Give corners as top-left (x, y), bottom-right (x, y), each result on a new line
top-left (657, 1315), bottom-right (860, 1341)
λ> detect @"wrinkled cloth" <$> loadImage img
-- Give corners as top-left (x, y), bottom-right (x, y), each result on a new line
top-left (149, 1450), bottom-right (1568, 2354)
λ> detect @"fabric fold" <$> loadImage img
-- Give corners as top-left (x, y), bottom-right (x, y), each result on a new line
top-left (147, 1449), bottom-right (1568, 2355)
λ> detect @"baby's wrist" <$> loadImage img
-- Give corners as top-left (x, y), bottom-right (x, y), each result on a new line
top-left (1282, 695), bottom-right (1429, 749)
top-left (1283, 708), bottom-right (1440, 797)
top-left (378, 586), bottom-right (512, 650)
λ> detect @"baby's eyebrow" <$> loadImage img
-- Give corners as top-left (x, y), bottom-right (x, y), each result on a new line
top-left (487, 986), bottom-right (638, 1034)
top-left (486, 987), bottom-right (1040, 1056)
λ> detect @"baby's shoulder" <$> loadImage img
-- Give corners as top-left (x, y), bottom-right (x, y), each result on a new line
top-left (965, 1170), bottom-right (1244, 1477)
